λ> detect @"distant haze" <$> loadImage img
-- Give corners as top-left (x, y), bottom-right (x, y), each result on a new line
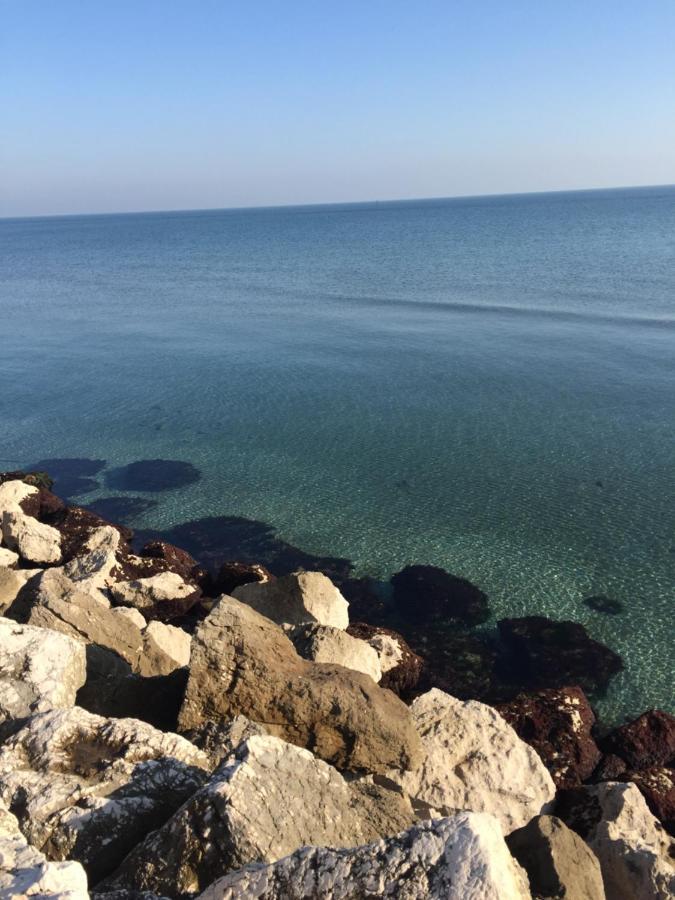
top-left (2, 0), bottom-right (674, 217)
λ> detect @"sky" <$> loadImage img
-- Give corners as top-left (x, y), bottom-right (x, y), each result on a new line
top-left (1, 0), bottom-right (674, 217)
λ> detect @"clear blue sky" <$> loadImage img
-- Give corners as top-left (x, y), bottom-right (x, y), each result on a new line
top-left (2, 0), bottom-right (674, 216)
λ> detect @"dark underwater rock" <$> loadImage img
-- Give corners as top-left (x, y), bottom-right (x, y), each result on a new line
top-left (108, 459), bottom-right (201, 492)
top-left (339, 576), bottom-right (389, 624)
top-left (31, 457), bottom-right (106, 499)
top-left (497, 616), bottom-right (623, 697)
top-left (391, 564), bottom-right (490, 627)
top-left (583, 594), bottom-right (624, 615)
top-left (413, 629), bottom-right (502, 703)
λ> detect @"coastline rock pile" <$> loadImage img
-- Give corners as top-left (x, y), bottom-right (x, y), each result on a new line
top-left (0, 470), bottom-right (673, 899)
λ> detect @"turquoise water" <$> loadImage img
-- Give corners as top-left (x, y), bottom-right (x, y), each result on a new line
top-left (1, 186), bottom-right (674, 720)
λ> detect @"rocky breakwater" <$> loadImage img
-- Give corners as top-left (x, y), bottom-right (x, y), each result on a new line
top-left (0, 469), bottom-right (673, 899)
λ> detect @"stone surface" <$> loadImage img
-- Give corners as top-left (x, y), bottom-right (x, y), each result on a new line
top-left (0, 799), bottom-right (89, 899)
top-left (391, 564), bottom-right (490, 627)
top-left (139, 540), bottom-right (205, 587)
top-left (233, 571), bottom-right (349, 629)
top-left (498, 616), bottom-right (623, 696)
top-left (507, 814), bottom-right (605, 900)
top-left (178, 596), bottom-right (421, 774)
top-left (0, 617), bottom-right (86, 723)
top-left (0, 565), bottom-right (40, 614)
top-left (0, 479), bottom-right (39, 513)
top-left (0, 546), bottom-right (19, 568)
top-left (181, 716), bottom-right (269, 769)
top-left (557, 782), bottom-right (675, 900)
top-left (347, 622), bottom-right (424, 698)
top-left (600, 710), bottom-right (675, 771)
top-left (211, 561), bottom-right (273, 597)
top-left (110, 572), bottom-right (201, 621)
top-left (138, 620), bottom-right (191, 676)
top-left (63, 525), bottom-right (121, 597)
top-left (24, 568), bottom-right (144, 667)
top-left (111, 606), bottom-right (147, 629)
top-left (621, 768), bottom-right (675, 837)
top-left (388, 688), bottom-right (555, 833)
top-left (0, 707), bottom-right (208, 884)
top-left (101, 735), bottom-right (420, 898)
top-left (195, 812), bottom-right (532, 900)
top-left (498, 686), bottom-right (601, 788)
top-left (2, 507), bottom-right (62, 564)
top-left (288, 622), bottom-right (381, 681)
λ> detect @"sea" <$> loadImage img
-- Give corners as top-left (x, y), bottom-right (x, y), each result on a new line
top-left (1, 185), bottom-right (674, 722)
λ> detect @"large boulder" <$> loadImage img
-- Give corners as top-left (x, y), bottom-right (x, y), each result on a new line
top-left (2, 508), bottom-right (62, 564)
top-left (557, 782), bottom-right (675, 900)
top-left (599, 710), bottom-right (675, 772)
top-left (0, 617), bottom-right (86, 723)
top-left (62, 525), bottom-right (122, 598)
top-left (100, 734), bottom-right (415, 898)
top-left (138, 621), bottom-right (191, 676)
top-left (196, 812), bottom-right (532, 900)
top-left (498, 686), bottom-right (601, 788)
top-left (620, 768), bottom-right (675, 837)
top-left (0, 799), bottom-right (88, 899)
top-left (232, 571), bottom-right (349, 629)
top-left (0, 707), bottom-right (208, 884)
top-left (178, 596), bottom-right (421, 775)
top-left (287, 622), bottom-right (382, 681)
top-left (387, 688), bottom-right (555, 833)
top-left (506, 815), bottom-right (605, 900)
top-left (390, 564), bottom-right (490, 627)
top-left (110, 572), bottom-right (201, 622)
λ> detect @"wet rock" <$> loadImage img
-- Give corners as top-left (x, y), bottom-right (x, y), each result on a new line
top-left (599, 710), bottom-right (675, 771)
top-left (497, 616), bottom-right (623, 696)
top-left (211, 561), bottom-right (273, 597)
top-left (138, 621), bottom-right (191, 677)
top-left (387, 688), bottom-right (555, 833)
top-left (0, 617), bottom-right (86, 723)
top-left (347, 622), bottom-right (424, 698)
top-left (100, 735), bottom-right (417, 898)
top-left (139, 541), bottom-right (206, 588)
top-left (195, 812), bottom-right (531, 900)
top-left (391, 564), bottom-right (490, 627)
top-left (288, 622), bottom-right (381, 681)
top-left (233, 571), bottom-right (349, 629)
top-left (506, 814), bottom-right (605, 900)
top-left (178, 596), bottom-right (421, 775)
top-left (24, 569), bottom-right (144, 667)
top-left (0, 798), bottom-right (89, 899)
top-left (583, 595), bottom-right (624, 615)
top-left (110, 572), bottom-right (201, 622)
top-left (2, 507), bottom-right (62, 564)
top-left (111, 459), bottom-right (201, 492)
top-left (498, 686), bottom-right (602, 788)
top-left (86, 495), bottom-right (158, 523)
top-left (0, 707), bottom-right (208, 884)
top-left (556, 782), bottom-right (675, 900)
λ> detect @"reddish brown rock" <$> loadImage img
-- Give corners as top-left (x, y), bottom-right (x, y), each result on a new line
top-left (139, 540), bottom-right (208, 588)
top-left (47, 505), bottom-right (133, 563)
top-left (211, 560), bottom-right (273, 597)
top-left (347, 622), bottom-right (424, 699)
top-left (498, 687), bottom-right (601, 788)
top-left (600, 709), bottom-right (675, 771)
top-left (18, 487), bottom-right (66, 521)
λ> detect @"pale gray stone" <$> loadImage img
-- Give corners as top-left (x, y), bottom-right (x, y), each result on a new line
top-left (2, 508), bottom-right (62, 564)
top-left (233, 571), bottom-right (349, 629)
top-left (138, 621), bottom-right (191, 676)
top-left (288, 622), bottom-right (381, 681)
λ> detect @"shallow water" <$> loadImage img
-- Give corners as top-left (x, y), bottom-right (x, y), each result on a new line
top-left (1, 186), bottom-right (674, 721)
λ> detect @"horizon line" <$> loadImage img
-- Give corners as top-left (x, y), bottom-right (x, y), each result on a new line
top-left (2, 180), bottom-right (674, 222)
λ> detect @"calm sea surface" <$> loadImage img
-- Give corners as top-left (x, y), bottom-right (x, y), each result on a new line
top-left (1, 186), bottom-right (674, 720)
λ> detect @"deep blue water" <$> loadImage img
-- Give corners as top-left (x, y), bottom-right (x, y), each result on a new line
top-left (1, 186), bottom-right (674, 720)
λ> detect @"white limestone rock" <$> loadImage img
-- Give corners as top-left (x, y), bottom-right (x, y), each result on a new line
top-left (388, 688), bottom-right (556, 833)
top-left (138, 620), bottom-right (191, 676)
top-left (0, 707), bottom-right (209, 884)
top-left (2, 508), bottom-right (62, 564)
top-left (0, 617), bottom-right (86, 723)
top-left (367, 630), bottom-right (404, 673)
top-left (63, 525), bottom-right (121, 597)
top-left (0, 480), bottom-right (38, 513)
top-left (196, 812), bottom-right (532, 900)
top-left (0, 546), bottom-right (19, 568)
top-left (0, 799), bottom-right (88, 900)
top-left (561, 782), bottom-right (675, 900)
top-left (109, 571), bottom-right (199, 619)
top-left (111, 605), bottom-right (147, 629)
top-left (288, 622), bottom-right (382, 681)
top-left (0, 565), bottom-right (42, 614)
top-left (233, 571), bottom-right (349, 629)
top-left (100, 734), bottom-right (413, 897)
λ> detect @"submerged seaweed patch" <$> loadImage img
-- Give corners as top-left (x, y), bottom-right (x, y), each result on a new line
top-left (106, 459), bottom-right (201, 492)
top-left (85, 495), bottom-right (158, 524)
top-left (30, 457), bottom-right (106, 500)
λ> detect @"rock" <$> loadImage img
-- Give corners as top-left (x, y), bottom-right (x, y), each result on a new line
top-left (181, 716), bottom-right (269, 769)
top-left (0, 565), bottom-right (40, 614)
top-left (139, 541), bottom-right (207, 588)
top-left (232, 571), bottom-right (349, 629)
top-left (211, 561), bottom-right (273, 597)
top-left (0, 478), bottom-right (38, 513)
top-left (24, 569), bottom-right (143, 667)
top-left (0, 798), bottom-right (89, 899)
top-left (110, 572), bottom-right (201, 621)
top-left (388, 688), bottom-right (555, 833)
top-left (621, 768), bottom-right (675, 837)
top-left (413, 629), bottom-right (501, 702)
top-left (391, 564), bottom-right (490, 627)
top-left (63, 525), bottom-right (121, 596)
top-left (19, 486), bottom-right (67, 520)
top-left (0, 707), bottom-right (208, 884)
top-left (0, 617), bottom-right (86, 722)
top-left (498, 617), bottom-right (623, 696)
top-left (195, 812), bottom-right (531, 900)
top-left (50, 505), bottom-right (132, 565)
top-left (2, 507), bottom-right (62, 564)
top-left (100, 735), bottom-right (419, 898)
top-left (507, 814), bottom-right (606, 900)
top-left (288, 622), bottom-right (381, 681)
top-left (138, 621), bottom-right (191, 676)
top-left (600, 710), bottom-right (675, 771)
top-left (347, 622), bottom-right (424, 698)
top-left (111, 606), bottom-right (147, 629)
top-left (498, 686), bottom-right (601, 788)
top-left (0, 546), bottom-right (19, 567)
top-left (178, 596), bottom-right (421, 775)
top-left (557, 782), bottom-right (675, 900)
top-left (0, 471), bottom-right (53, 491)
top-left (339, 576), bottom-right (388, 623)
